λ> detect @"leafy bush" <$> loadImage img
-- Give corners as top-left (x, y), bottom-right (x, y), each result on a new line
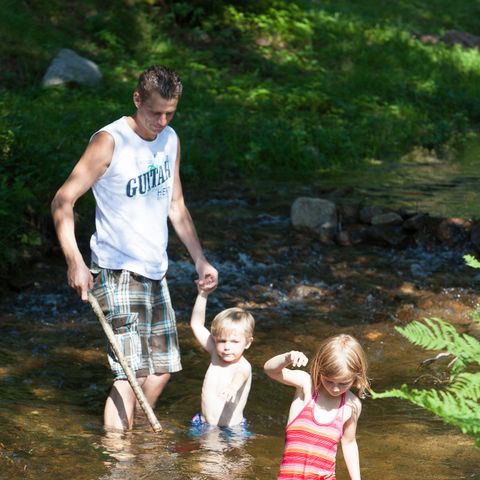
top-left (373, 254), bottom-right (480, 446)
top-left (3, 0), bottom-right (480, 273)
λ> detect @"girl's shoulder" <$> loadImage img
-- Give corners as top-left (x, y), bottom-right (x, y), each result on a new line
top-left (343, 390), bottom-right (362, 423)
top-left (345, 389), bottom-right (361, 403)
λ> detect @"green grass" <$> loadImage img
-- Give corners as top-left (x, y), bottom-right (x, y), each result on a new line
top-left (2, 0), bottom-right (480, 272)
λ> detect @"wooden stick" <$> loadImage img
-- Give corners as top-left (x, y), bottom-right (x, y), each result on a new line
top-left (88, 291), bottom-right (162, 433)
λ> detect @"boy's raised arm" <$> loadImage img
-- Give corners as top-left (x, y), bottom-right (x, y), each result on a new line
top-left (190, 291), bottom-right (215, 353)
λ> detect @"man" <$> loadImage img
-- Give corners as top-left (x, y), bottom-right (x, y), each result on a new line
top-left (51, 65), bottom-right (218, 431)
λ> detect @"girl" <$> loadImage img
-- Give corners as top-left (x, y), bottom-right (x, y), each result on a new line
top-left (264, 334), bottom-right (370, 480)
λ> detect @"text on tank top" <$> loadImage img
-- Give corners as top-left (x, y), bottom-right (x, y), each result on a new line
top-left (90, 116), bottom-right (178, 279)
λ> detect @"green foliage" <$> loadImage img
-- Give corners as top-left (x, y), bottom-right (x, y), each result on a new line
top-left (2, 0), bottom-right (480, 272)
top-left (395, 317), bottom-right (480, 374)
top-left (373, 258), bottom-right (480, 446)
top-left (464, 254), bottom-right (480, 270)
top-left (373, 379), bottom-right (480, 442)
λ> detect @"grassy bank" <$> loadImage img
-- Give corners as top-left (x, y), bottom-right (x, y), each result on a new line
top-left (2, 0), bottom-right (480, 272)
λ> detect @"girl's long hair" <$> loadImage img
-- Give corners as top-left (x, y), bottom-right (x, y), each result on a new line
top-left (310, 334), bottom-right (370, 398)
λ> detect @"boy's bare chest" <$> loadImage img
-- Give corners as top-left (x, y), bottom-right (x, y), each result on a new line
top-left (203, 362), bottom-right (237, 389)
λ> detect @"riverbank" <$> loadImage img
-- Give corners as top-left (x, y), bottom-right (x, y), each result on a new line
top-left (3, 0), bottom-right (480, 274)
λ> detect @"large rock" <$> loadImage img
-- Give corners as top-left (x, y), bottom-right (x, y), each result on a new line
top-left (471, 221), bottom-right (480, 251)
top-left (371, 212), bottom-right (403, 226)
top-left (403, 213), bottom-right (429, 231)
top-left (42, 48), bottom-right (102, 87)
top-left (338, 203), bottom-right (360, 225)
top-left (359, 205), bottom-right (386, 224)
top-left (291, 197), bottom-right (337, 236)
top-left (367, 225), bottom-right (408, 247)
top-left (336, 224), bottom-right (369, 246)
top-left (436, 217), bottom-right (471, 246)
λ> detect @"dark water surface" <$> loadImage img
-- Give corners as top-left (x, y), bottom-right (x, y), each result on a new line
top-left (1, 150), bottom-right (480, 479)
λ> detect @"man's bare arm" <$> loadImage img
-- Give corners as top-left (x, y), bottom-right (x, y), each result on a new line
top-left (168, 139), bottom-right (218, 292)
top-left (51, 132), bottom-right (113, 301)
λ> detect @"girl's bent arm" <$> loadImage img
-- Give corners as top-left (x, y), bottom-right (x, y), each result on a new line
top-left (341, 398), bottom-right (362, 480)
top-left (190, 293), bottom-right (215, 353)
top-left (264, 351), bottom-right (310, 389)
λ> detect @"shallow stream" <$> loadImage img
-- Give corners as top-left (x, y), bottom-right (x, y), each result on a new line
top-left (1, 147), bottom-right (480, 479)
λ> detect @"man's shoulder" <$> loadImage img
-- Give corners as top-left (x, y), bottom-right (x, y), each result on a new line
top-left (91, 117), bottom-right (124, 142)
top-left (162, 125), bottom-right (178, 140)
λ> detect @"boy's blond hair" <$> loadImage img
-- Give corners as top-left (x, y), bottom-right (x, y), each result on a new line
top-left (310, 334), bottom-right (370, 398)
top-left (211, 307), bottom-right (255, 339)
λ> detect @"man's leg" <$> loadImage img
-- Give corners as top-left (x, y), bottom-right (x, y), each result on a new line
top-left (104, 378), bottom-right (144, 431)
top-left (140, 372), bottom-right (171, 407)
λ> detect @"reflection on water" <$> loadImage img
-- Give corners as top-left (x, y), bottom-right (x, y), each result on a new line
top-left (97, 422), bottom-right (255, 480)
top-left (2, 147), bottom-right (480, 479)
top-left (185, 427), bottom-right (254, 479)
top-left (316, 140), bottom-right (480, 219)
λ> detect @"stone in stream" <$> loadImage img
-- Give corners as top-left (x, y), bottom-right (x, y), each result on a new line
top-left (402, 213), bottom-right (429, 231)
top-left (290, 197), bottom-right (337, 242)
top-left (436, 217), bottom-right (472, 246)
top-left (359, 205), bottom-right (387, 224)
top-left (370, 212), bottom-right (404, 226)
top-left (290, 195), bottom-right (480, 253)
top-left (471, 221), bottom-right (480, 251)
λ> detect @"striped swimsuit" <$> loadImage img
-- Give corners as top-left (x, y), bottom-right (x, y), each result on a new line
top-left (278, 392), bottom-right (346, 479)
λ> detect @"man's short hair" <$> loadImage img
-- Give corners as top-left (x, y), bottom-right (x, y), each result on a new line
top-left (136, 65), bottom-right (183, 101)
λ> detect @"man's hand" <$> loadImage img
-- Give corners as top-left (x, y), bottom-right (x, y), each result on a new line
top-left (67, 262), bottom-right (93, 302)
top-left (195, 257), bottom-right (218, 293)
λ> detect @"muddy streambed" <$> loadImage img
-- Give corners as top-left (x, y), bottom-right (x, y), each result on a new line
top-left (1, 168), bottom-right (480, 479)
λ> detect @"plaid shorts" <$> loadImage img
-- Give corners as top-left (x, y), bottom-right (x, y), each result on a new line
top-left (90, 267), bottom-right (182, 380)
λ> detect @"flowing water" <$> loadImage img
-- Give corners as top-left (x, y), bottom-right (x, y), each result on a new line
top-left (1, 146), bottom-right (480, 479)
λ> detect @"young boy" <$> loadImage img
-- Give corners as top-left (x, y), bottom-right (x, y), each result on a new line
top-left (190, 286), bottom-right (255, 427)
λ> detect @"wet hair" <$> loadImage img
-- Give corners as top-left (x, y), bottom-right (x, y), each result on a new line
top-left (310, 334), bottom-right (370, 398)
top-left (211, 307), bottom-right (255, 340)
top-left (136, 65), bottom-right (183, 101)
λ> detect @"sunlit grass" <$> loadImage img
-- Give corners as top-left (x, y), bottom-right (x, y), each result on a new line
top-left (2, 0), bottom-right (480, 271)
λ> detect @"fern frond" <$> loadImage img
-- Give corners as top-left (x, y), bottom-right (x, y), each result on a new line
top-left (396, 317), bottom-right (458, 351)
top-left (463, 254), bottom-right (480, 269)
top-left (449, 373), bottom-right (480, 400)
top-left (395, 317), bottom-right (480, 365)
top-left (377, 269), bottom-right (480, 446)
top-left (373, 385), bottom-right (480, 441)
top-left (459, 335), bottom-right (480, 365)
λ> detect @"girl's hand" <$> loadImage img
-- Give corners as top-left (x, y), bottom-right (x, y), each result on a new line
top-left (287, 351), bottom-right (308, 368)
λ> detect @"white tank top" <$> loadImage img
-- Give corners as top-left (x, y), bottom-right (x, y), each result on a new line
top-left (90, 116), bottom-right (178, 279)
